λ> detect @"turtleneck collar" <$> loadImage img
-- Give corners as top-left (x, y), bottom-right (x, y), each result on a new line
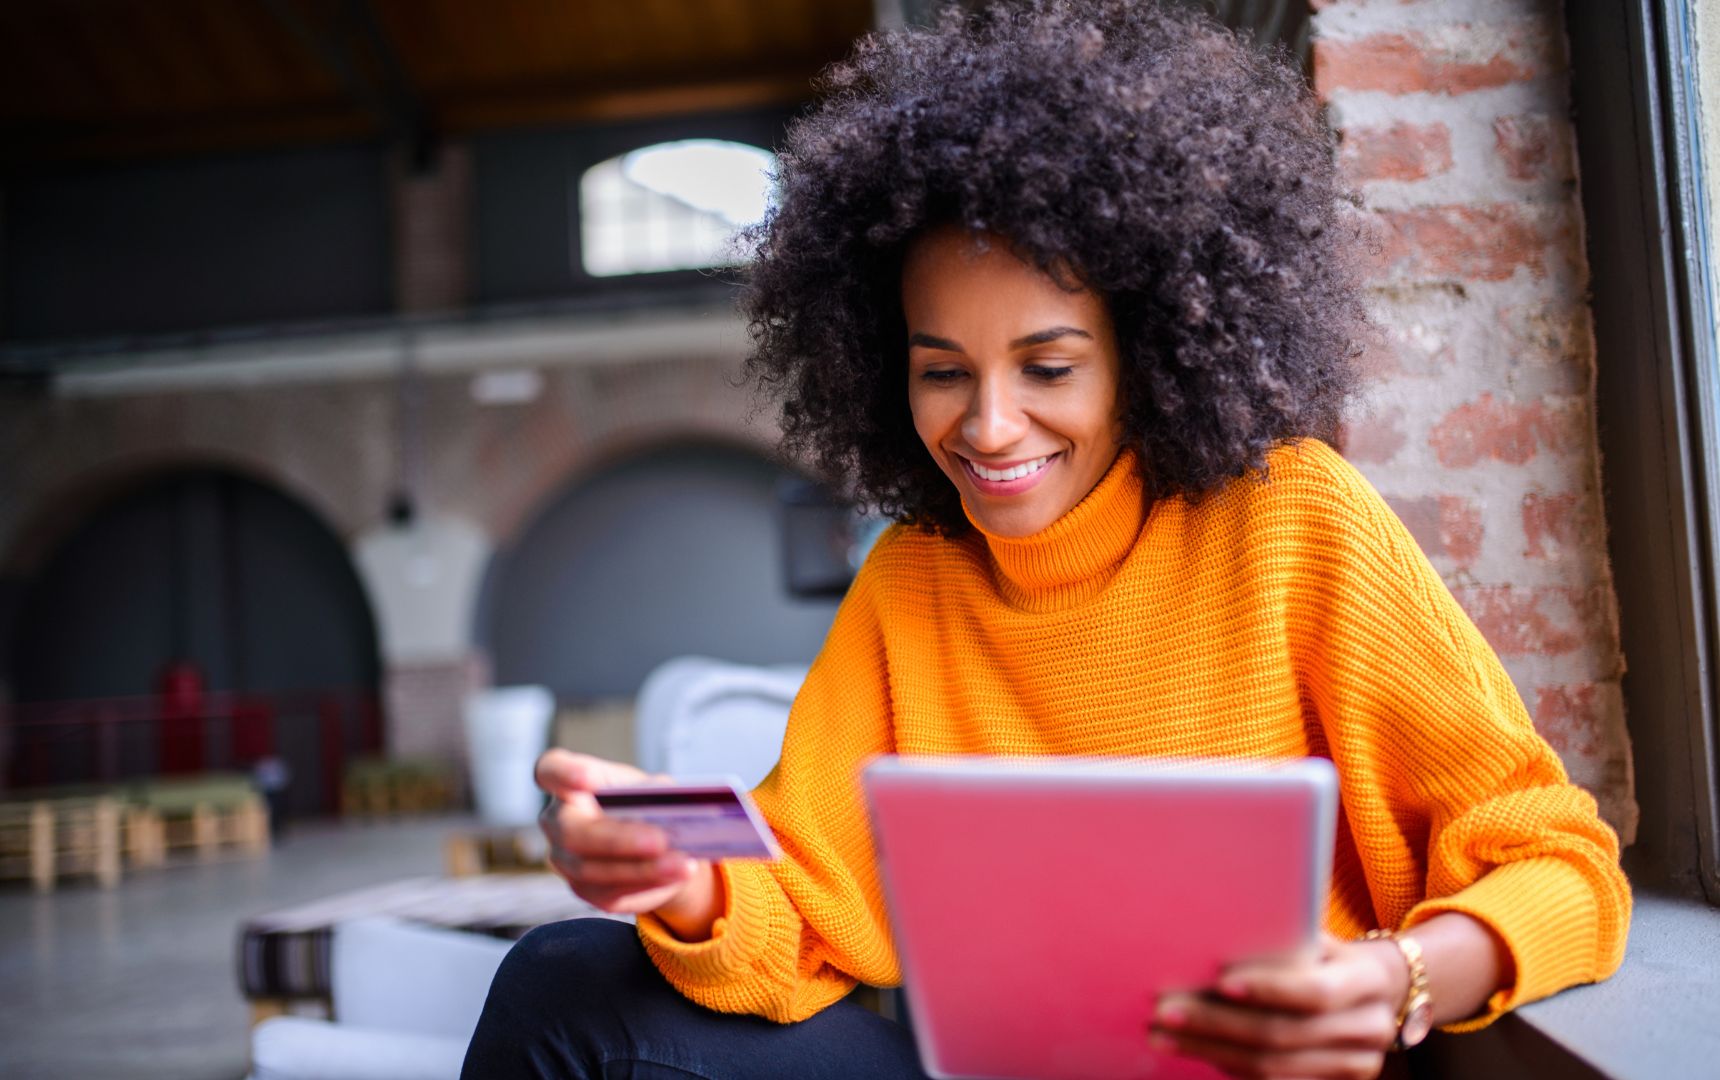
top-left (961, 448), bottom-right (1148, 612)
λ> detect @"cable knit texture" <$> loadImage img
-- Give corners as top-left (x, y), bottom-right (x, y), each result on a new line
top-left (638, 440), bottom-right (1630, 1031)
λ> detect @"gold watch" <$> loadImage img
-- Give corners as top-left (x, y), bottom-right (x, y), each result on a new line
top-left (1363, 929), bottom-right (1434, 1050)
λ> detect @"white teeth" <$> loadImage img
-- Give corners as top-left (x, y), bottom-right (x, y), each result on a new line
top-left (969, 455), bottom-right (1051, 482)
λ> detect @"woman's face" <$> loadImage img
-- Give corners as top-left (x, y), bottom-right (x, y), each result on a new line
top-left (902, 226), bottom-right (1125, 538)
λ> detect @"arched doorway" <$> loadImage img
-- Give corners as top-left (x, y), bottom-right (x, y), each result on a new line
top-left (480, 443), bottom-right (844, 703)
top-left (6, 468), bottom-right (381, 815)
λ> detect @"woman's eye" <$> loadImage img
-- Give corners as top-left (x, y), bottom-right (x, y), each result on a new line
top-left (919, 369), bottom-right (965, 383)
top-left (1026, 365), bottom-right (1074, 381)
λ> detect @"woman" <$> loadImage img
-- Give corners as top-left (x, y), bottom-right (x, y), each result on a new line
top-left (463, 4), bottom-right (1630, 1078)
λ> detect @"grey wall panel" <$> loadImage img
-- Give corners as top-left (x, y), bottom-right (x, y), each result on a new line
top-left (12, 490), bottom-right (181, 700)
top-left (481, 443), bottom-right (842, 702)
top-left (11, 471), bottom-right (379, 700)
top-left (2, 145), bottom-right (391, 342)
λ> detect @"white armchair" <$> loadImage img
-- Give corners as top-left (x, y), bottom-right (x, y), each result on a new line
top-left (633, 656), bottom-right (808, 787)
top-left (248, 917), bottom-right (513, 1080)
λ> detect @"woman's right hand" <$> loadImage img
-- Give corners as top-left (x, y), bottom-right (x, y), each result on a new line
top-left (535, 749), bottom-right (711, 919)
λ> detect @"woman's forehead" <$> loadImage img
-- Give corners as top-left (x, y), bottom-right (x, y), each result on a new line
top-left (902, 227), bottom-right (1107, 334)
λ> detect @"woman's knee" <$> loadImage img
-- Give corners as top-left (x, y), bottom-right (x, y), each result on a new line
top-left (464, 918), bottom-right (646, 1077)
top-left (488, 917), bottom-right (643, 1013)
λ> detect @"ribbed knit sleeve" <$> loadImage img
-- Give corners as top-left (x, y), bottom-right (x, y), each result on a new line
top-left (635, 535), bottom-right (902, 1022)
top-left (1277, 444), bottom-right (1631, 1030)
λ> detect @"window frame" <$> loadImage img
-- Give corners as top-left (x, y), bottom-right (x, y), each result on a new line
top-left (1570, 0), bottom-right (1720, 903)
top-left (469, 105), bottom-right (794, 306)
top-left (575, 139), bottom-right (776, 280)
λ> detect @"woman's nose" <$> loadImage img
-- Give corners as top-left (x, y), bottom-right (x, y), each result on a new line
top-left (962, 376), bottom-right (1030, 453)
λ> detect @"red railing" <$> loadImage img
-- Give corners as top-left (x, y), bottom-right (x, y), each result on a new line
top-left (1, 688), bottom-right (383, 816)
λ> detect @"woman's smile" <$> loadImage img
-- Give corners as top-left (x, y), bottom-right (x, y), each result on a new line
top-left (959, 452), bottom-right (1059, 491)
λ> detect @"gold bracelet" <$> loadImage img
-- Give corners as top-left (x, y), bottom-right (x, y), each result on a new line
top-left (1362, 928), bottom-right (1434, 1050)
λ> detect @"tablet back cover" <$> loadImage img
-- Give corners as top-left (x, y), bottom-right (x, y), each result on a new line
top-left (863, 756), bottom-right (1337, 1080)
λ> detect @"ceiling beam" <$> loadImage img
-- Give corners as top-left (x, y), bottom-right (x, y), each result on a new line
top-left (438, 74), bottom-right (815, 131)
top-left (340, 0), bottom-right (434, 169)
top-left (258, 0), bottom-right (392, 124)
top-left (0, 70), bottom-right (819, 167)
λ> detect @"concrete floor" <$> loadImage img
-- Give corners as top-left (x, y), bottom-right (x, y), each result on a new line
top-left (0, 815), bottom-right (472, 1080)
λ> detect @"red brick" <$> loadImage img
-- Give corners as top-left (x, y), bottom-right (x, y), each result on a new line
top-left (1368, 204), bottom-right (1560, 283)
top-left (1522, 492), bottom-right (1587, 559)
top-left (1428, 393), bottom-right (1584, 468)
top-left (1493, 114), bottom-right (1572, 183)
top-left (1313, 24), bottom-right (1559, 98)
top-left (1534, 684), bottom-right (1603, 756)
top-left (1451, 585), bottom-right (1610, 657)
top-left (1337, 406), bottom-right (1408, 465)
top-left (1339, 122), bottom-right (1453, 183)
top-left (1386, 495), bottom-right (1483, 567)
top-left (1438, 496), bottom-right (1484, 566)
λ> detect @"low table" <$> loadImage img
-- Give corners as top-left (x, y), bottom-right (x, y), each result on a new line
top-left (237, 872), bottom-right (630, 1024)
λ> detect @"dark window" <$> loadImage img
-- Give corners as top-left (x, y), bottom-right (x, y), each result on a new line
top-left (1572, 0), bottom-right (1720, 904)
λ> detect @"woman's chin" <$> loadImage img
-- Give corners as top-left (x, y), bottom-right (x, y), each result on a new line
top-left (963, 497), bottom-right (1060, 538)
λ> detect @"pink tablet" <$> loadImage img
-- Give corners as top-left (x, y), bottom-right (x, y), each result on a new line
top-left (862, 755), bottom-right (1338, 1080)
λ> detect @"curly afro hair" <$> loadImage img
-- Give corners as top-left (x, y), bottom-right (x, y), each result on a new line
top-left (743, 0), bottom-right (1366, 534)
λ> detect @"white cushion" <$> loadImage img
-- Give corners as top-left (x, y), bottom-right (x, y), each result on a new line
top-left (634, 657), bottom-right (807, 787)
top-left (330, 917), bottom-right (512, 1040)
top-left (250, 1016), bottom-right (470, 1080)
top-left (634, 657), bottom-right (730, 773)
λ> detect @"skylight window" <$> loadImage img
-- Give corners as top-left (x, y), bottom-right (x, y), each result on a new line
top-left (577, 139), bottom-right (777, 278)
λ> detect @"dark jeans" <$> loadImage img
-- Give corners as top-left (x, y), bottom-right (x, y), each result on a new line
top-left (461, 917), bottom-right (931, 1079)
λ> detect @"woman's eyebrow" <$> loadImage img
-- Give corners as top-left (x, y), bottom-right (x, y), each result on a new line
top-left (908, 332), bottom-right (963, 351)
top-left (1010, 326), bottom-right (1093, 349)
top-left (908, 327), bottom-right (1092, 352)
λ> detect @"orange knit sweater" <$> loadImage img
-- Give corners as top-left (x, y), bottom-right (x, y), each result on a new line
top-left (638, 440), bottom-right (1631, 1029)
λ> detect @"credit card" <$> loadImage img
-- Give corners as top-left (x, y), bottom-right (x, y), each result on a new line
top-left (594, 777), bottom-right (781, 861)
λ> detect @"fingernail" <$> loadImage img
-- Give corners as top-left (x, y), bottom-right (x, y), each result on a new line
top-left (1218, 975), bottom-right (1248, 999)
top-left (1154, 1000), bottom-right (1187, 1027)
top-left (1147, 1032), bottom-right (1176, 1053)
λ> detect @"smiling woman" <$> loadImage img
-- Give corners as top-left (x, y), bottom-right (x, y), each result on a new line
top-left (463, 4), bottom-right (1630, 1079)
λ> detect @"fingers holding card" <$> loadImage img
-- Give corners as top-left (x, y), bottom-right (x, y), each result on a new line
top-left (595, 777), bottom-right (780, 862)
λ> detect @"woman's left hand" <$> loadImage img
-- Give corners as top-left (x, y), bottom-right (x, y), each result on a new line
top-left (1149, 933), bottom-right (1408, 1080)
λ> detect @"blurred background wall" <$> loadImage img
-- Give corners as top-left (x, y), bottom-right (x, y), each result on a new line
top-left (0, 0), bottom-right (1633, 837)
top-left (0, 0), bottom-right (880, 814)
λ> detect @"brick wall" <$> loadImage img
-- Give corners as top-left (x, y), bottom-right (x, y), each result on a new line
top-left (392, 143), bottom-right (472, 314)
top-left (0, 346), bottom-right (772, 782)
top-left (1313, 0), bottom-right (1636, 838)
top-left (384, 653), bottom-right (488, 771)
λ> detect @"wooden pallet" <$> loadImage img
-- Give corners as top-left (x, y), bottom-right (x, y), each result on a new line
top-left (157, 797), bottom-right (267, 860)
top-left (128, 776), bottom-right (270, 861)
top-left (124, 805), bottom-right (167, 868)
top-left (342, 758), bottom-right (458, 817)
top-left (444, 828), bottom-right (550, 877)
top-left (0, 797), bottom-right (123, 891)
